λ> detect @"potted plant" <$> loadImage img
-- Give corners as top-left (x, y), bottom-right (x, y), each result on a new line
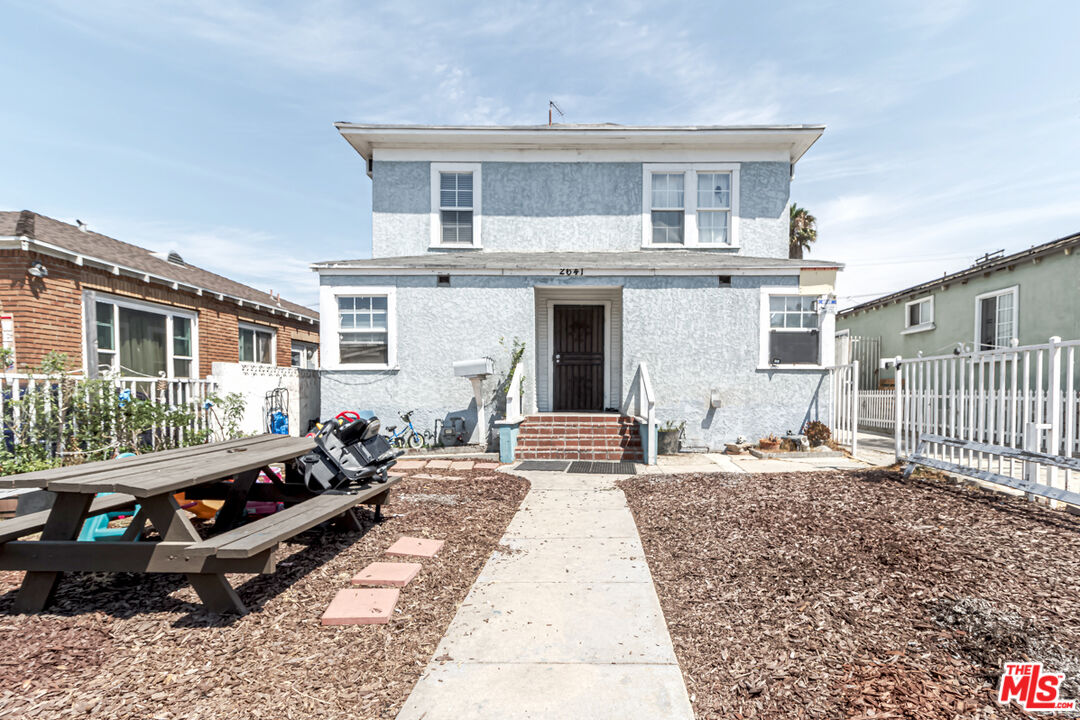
top-left (758, 434), bottom-right (781, 451)
top-left (657, 421), bottom-right (684, 455)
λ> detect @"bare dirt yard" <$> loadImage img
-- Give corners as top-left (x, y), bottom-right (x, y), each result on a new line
top-left (0, 469), bottom-right (528, 720)
top-left (621, 468), bottom-right (1080, 719)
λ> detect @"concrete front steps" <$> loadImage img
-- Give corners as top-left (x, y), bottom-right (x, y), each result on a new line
top-left (515, 414), bottom-right (643, 462)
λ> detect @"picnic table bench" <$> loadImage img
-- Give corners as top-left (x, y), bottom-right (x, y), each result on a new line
top-left (0, 434), bottom-right (400, 614)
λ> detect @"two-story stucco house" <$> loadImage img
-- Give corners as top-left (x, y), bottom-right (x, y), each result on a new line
top-left (313, 123), bottom-right (842, 461)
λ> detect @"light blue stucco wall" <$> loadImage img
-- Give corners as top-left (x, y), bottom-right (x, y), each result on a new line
top-left (320, 273), bottom-right (830, 450)
top-left (370, 161), bottom-right (790, 259)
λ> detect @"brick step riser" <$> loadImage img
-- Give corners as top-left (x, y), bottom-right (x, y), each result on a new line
top-left (516, 450), bottom-right (644, 462)
top-left (517, 440), bottom-right (642, 449)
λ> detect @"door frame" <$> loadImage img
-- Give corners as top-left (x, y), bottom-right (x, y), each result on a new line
top-left (546, 300), bottom-right (612, 412)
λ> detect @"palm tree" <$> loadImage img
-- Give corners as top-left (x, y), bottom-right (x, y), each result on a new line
top-left (789, 204), bottom-right (817, 259)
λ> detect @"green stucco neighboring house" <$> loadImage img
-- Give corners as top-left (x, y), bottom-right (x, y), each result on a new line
top-left (837, 232), bottom-right (1080, 387)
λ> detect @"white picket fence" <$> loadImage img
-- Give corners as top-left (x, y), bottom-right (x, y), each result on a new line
top-left (881, 336), bottom-right (1080, 494)
top-left (0, 373), bottom-right (217, 457)
top-left (828, 361), bottom-right (859, 455)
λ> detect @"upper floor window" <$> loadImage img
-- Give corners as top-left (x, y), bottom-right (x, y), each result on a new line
top-left (430, 162), bottom-right (481, 249)
top-left (903, 296), bottom-right (934, 334)
top-left (975, 286), bottom-right (1018, 351)
top-left (239, 323), bottom-right (275, 365)
top-left (643, 164), bottom-right (739, 248)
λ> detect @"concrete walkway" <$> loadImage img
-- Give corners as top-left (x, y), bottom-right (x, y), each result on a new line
top-left (395, 470), bottom-right (694, 720)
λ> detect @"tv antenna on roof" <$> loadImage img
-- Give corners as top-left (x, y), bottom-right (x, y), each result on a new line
top-left (548, 100), bottom-right (564, 126)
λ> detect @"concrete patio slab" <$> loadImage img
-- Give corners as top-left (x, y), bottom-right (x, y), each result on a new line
top-left (503, 503), bottom-right (640, 539)
top-left (396, 663), bottom-right (694, 720)
top-left (728, 456), bottom-right (812, 473)
top-left (386, 537), bottom-right (445, 558)
top-left (477, 538), bottom-right (650, 583)
top-left (351, 561), bottom-right (423, 588)
top-left (520, 487), bottom-right (628, 509)
top-left (519, 472), bottom-right (621, 491)
top-left (321, 588), bottom-right (399, 625)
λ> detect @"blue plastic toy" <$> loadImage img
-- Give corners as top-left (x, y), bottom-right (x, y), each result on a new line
top-left (78, 453), bottom-right (140, 542)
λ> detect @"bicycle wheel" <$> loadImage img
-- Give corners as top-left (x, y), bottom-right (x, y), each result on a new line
top-left (407, 432), bottom-right (425, 450)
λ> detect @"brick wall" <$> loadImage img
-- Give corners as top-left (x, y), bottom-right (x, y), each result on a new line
top-left (0, 249), bottom-right (318, 377)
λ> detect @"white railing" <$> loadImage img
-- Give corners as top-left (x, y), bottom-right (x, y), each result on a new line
top-left (859, 390), bottom-right (897, 432)
top-left (887, 336), bottom-right (1080, 494)
top-left (0, 373), bottom-right (217, 459)
top-left (827, 361), bottom-right (859, 456)
top-left (626, 362), bottom-right (656, 465)
top-left (504, 361), bottom-right (525, 422)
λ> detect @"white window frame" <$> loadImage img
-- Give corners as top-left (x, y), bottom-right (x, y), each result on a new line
top-left (430, 162), bottom-right (482, 249)
top-left (82, 290), bottom-right (199, 379)
top-left (902, 296), bottom-right (935, 334)
top-left (320, 285), bottom-right (398, 371)
top-left (642, 163), bottom-right (740, 248)
top-left (974, 285), bottom-right (1019, 352)
top-left (757, 287), bottom-right (834, 370)
top-left (238, 322), bottom-right (277, 365)
top-left (291, 340), bottom-right (319, 369)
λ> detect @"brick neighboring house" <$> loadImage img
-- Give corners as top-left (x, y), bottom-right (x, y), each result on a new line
top-left (0, 211), bottom-right (319, 378)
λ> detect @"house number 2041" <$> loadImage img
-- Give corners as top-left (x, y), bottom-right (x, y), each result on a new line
top-left (559, 268), bottom-right (585, 276)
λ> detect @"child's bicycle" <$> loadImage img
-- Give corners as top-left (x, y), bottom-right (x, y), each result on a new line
top-left (383, 410), bottom-right (426, 449)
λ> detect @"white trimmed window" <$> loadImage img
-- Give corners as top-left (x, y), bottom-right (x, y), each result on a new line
top-left (320, 286), bottom-right (397, 370)
top-left (291, 340), bottom-right (319, 369)
top-left (903, 296), bottom-right (934, 333)
top-left (238, 323), bottom-right (275, 364)
top-left (642, 163), bottom-right (739, 248)
top-left (758, 289), bottom-right (834, 369)
top-left (85, 291), bottom-right (198, 378)
top-left (975, 286), bottom-right (1018, 351)
top-left (430, 162), bottom-right (481, 248)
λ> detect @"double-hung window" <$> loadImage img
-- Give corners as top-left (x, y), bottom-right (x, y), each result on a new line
top-left (238, 323), bottom-right (275, 364)
top-left (643, 164), bottom-right (739, 247)
top-left (903, 297), bottom-right (934, 333)
top-left (88, 292), bottom-right (197, 378)
top-left (761, 293), bottom-right (822, 367)
top-left (975, 286), bottom-right (1018, 351)
top-left (291, 341), bottom-right (319, 369)
top-left (431, 163), bottom-right (481, 248)
top-left (650, 173), bottom-right (685, 244)
top-left (321, 286), bottom-right (397, 370)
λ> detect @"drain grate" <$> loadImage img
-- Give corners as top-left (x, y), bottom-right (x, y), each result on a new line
top-left (566, 461), bottom-right (639, 475)
top-left (515, 460), bottom-right (571, 471)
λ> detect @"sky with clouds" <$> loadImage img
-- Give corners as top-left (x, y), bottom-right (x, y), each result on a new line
top-left (1, 1), bottom-right (1078, 310)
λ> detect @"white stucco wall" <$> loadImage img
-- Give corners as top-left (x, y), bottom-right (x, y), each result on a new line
top-left (371, 161), bottom-right (790, 259)
top-left (319, 274), bottom-right (832, 450)
top-left (211, 362), bottom-right (321, 437)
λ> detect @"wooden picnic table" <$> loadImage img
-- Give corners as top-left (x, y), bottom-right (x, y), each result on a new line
top-left (0, 434), bottom-right (399, 614)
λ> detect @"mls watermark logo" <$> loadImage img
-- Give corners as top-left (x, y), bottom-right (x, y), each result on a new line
top-left (998, 662), bottom-right (1076, 712)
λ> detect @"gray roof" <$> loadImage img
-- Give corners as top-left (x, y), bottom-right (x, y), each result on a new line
top-left (313, 250), bottom-right (842, 273)
top-left (1, 211), bottom-right (317, 321)
top-left (838, 230), bottom-right (1080, 316)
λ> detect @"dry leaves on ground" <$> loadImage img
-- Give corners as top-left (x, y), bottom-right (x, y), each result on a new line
top-left (0, 470), bottom-right (528, 720)
top-left (620, 469), bottom-right (1080, 719)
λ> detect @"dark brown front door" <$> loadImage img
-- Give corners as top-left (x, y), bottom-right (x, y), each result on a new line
top-left (552, 304), bottom-right (604, 412)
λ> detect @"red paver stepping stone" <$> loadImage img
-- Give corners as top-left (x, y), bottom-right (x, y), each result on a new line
top-left (449, 461), bottom-right (475, 471)
top-left (394, 459), bottom-right (426, 470)
top-left (474, 462), bottom-right (500, 470)
top-left (352, 561), bottom-right (423, 588)
top-left (426, 460), bottom-right (453, 469)
top-left (386, 536), bottom-right (445, 558)
top-left (321, 588), bottom-right (399, 625)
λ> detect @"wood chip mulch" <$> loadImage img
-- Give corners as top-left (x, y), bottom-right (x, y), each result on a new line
top-left (619, 469), bottom-right (1080, 719)
top-left (0, 469), bottom-right (528, 720)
